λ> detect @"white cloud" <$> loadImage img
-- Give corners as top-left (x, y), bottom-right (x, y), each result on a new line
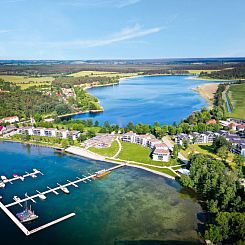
top-left (60, 0), bottom-right (140, 8)
top-left (0, 29), bottom-right (13, 34)
top-left (13, 24), bottom-right (162, 49)
top-left (1, 0), bottom-right (25, 3)
top-left (65, 24), bottom-right (162, 48)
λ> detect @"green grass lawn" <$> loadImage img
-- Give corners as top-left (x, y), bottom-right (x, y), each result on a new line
top-left (89, 140), bottom-right (119, 157)
top-left (129, 162), bottom-right (177, 177)
top-left (119, 141), bottom-right (173, 166)
top-left (227, 83), bottom-right (245, 119)
top-left (181, 144), bottom-right (234, 162)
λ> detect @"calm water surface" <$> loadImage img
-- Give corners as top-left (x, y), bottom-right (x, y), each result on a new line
top-left (0, 142), bottom-right (203, 244)
top-left (73, 75), bottom-right (209, 126)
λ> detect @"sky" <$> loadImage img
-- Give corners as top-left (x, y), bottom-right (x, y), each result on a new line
top-left (0, 0), bottom-right (245, 60)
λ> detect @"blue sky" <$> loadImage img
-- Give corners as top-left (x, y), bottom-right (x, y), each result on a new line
top-left (0, 0), bottom-right (245, 59)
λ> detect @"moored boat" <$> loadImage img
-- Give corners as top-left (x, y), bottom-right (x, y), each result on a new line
top-left (38, 193), bottom-right (47, 200)
top-left (0, 181), bottom-right (5, 188)
top-left (94, 169), bottom-right (110, 179)
top-left (16, 203), bottom-right (38, 223)
top-left (1, 176), bottom-right (8, 183)
top-left (61, 186), bottom-right (70, 194)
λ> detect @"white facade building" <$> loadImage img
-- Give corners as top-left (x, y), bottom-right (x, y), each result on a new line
top-left (18, 127), bottom-right (80, 140)
top-left (121, 132), bottom-right (170, 162)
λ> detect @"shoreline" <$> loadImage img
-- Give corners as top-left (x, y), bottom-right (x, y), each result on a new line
top-left (192, 83), bottom-right (219, 109)
top-left (50, 74), bottom-right (222, 121)
top-left (0, 138), bottom-right (64, 151)
top-left (65, 146), bottom-right (176, 180)
top-left (0, 139), bottom-right (176, 180)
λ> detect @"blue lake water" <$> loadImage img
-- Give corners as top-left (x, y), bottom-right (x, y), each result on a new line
top-left (73, 75), bottom-right (209, 126)
top-left (0, 142), bottom-right (203, 244)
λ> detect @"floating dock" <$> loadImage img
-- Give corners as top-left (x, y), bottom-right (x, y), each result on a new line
top-left (0, 163), bottom-right (126, 236)
top-left (1, 169), bottom-right (43, 187)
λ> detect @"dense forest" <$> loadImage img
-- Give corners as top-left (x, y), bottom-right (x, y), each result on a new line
top-left (0, 80), bottom-right (71, 118)
top-left (200, 66), bottom-right (245, 80)
top-left (52, 76), bottom-right (118, 88)
top-left (180, 154), bottom-right (244, 244)
top-left (0, 59), bottom-right (244, 76)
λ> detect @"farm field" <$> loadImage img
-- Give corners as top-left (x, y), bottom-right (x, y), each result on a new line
top-left (68, 70), bottom-right (139, 78)
top-left (227, 83), bottom-right (245, 119)
top-left (0, 75), bottom-right (54, 89)
top-left (187, 69), bottom-right (220, 75)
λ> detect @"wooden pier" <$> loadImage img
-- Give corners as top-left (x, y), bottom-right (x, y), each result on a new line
top-left (0, 163), bottom-right (126, 236)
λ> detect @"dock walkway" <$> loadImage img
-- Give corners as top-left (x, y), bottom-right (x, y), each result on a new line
top-left (0, 164), bottom-right (125, 236)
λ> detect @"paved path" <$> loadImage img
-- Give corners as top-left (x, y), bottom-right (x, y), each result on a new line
top-left (162, 136), bottom-right (188, 164)
top-left (112, 137), bottom-right (122, 158)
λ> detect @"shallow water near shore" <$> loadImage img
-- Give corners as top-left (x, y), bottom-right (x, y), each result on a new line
top-left (0, 142), bottom-right (203, 244)
top-left (72, 75), bottom-right (209, 126)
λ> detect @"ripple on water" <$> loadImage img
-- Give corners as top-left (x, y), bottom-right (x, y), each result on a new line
top-left (0, 142), bottom-right (202, 245)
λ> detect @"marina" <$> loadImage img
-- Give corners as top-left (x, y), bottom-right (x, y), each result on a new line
top-left (0, 163), bottom-right (126, 236)
top-left (0, 169), bottom-right (43, 188)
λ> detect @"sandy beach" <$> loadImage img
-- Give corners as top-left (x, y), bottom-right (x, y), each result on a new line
top-left (193, 83), bottom-right (219, 108)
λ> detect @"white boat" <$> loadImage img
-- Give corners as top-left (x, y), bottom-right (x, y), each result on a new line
top-left (57, 183), bottom-right (70, 194)
top-left (61, 186), bottom-right (70, 194)
top-left (31, 174), bottom-right (37, 178)
top-left (0, 181), bottom-right (5, 188)
top-left (13, 196), bottom-right (21, 202)
top-left (33, 169), bottom-right (39, 174)
top-left (38, 193), bottom-right (47, 200)
top-left (19, 176), bottom-right (25, 181)
top-left (36, 190), bottom-right (47, 200)
top-left (1, 176), bottom-right (8, 183)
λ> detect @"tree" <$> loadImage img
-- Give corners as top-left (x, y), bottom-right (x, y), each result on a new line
top-left (61, 139), bottom-right (69, 148)
top-left (126, 121), bottom-right (134, 132)
top-left (212, 136), bottom-right (232, 153)
top-left (217, 146), bottom-right (229, 162)
top-left (182, 138), bottom-right (189, 150)
top-left (172, 144), bottom-right (179, 159)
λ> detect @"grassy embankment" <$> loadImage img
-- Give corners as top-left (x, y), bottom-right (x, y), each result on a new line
top-left (226, 83), bottom-right (245, 119)
top-left (0, 75), bottom-right (54, 89)
top-left (180, 143), bottom-right (235, 163)
top-left (89, 140), bottom-right (119, 157)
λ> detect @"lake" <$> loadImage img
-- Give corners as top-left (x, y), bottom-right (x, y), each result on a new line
top-left (72, 75), bottom-right (209, 126)
top-left (0, 142), bottom-right (203, 244)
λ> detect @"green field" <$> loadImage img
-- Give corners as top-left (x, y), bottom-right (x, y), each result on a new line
top-left (187, 69), bottom-right (220, 75)
top-left (129, 162), bottom-right (177, 177)
top-left (119, 141), bottom-right (173, 166)
top-left (227, 83), bottom-right (245, 119)
top-left (180, 144), bottom-right (234, 162)
top-left (0, 75), bottom-right (54, 89)
top-left (89, 140), bottom-right (119, 157)
top-left (68, 70), bottom-right (139, 78)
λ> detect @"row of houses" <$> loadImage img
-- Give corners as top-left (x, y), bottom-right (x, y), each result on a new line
top-left (18, 127), bottom-right (80, 140)
top-left (0, 116), bottom-right (19, 124)
top-left (121, 132), bottom-right (170, 162)
top-left (219, 119), bottom-right (245, 131)
top-left (175, 130), bottom-right (245, 157)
